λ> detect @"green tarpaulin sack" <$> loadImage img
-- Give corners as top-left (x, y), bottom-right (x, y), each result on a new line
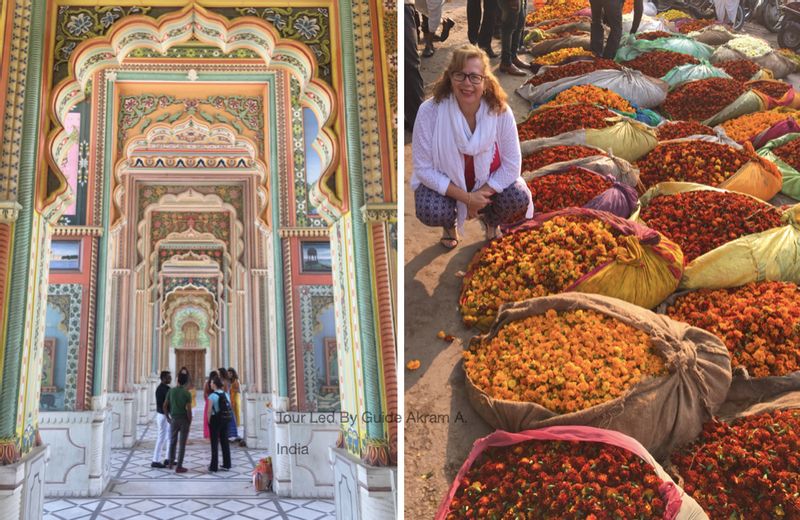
top-left (615, 35), bottom-right (714, 62)
top-left (757, 132), bottom-right (800, 198)
top-left (662, 61), bottom-right (731, 90)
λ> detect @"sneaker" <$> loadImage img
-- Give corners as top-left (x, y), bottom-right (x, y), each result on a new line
top-left (163, 459), bottom-right (169, 467)
top-left (150, 461), bottom-right (165, 468)
top-left (439, 18), bottom-right (455, 42)
top-left (175, 466), bottom-right (188, 474)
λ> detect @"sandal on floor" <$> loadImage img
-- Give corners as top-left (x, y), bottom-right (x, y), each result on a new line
top-left (440, 227), bottom-right (459, 249)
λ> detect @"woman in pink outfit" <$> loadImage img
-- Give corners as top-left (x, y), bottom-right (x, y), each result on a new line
top-left (203, 370), bottom-right (218, 440)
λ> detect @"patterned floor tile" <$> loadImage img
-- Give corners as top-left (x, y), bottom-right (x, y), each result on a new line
top-left (44, 406), bottom-right (334, 520)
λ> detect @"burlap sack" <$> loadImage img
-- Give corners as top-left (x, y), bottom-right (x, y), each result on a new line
top-left (687, 24), bottom-right (737, 46)
top-left (464, 293), bottom-right (732, 461)
top-left (753, 51), bottom-right (797, 80)
top-left (527, 35), bottom-right (591, 57)
top-left (657, 288), bottom-right (800, 417)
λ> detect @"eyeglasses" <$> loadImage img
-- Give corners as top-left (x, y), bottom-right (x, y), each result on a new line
top-left (450, 71), bottom-right (485, 85)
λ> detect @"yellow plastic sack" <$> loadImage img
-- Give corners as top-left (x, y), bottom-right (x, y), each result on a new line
top-left (717, 142), bottom-right (783, 201)
top-left (680, 204), bottom-right (800, 290)
top-left (574, 232), bottom-right (684, 309)
top-left (585, 117), bottom-right (659, 162)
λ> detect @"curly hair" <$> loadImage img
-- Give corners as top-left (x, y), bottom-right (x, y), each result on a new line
top-left (431, 44), bottom-right (508, 114)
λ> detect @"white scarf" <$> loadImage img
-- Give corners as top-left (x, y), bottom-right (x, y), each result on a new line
top-left (432, 96), bottom-right (499, 232)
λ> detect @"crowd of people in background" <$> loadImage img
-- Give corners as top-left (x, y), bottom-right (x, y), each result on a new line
top-left (151, 366), bottom-right (245, 474)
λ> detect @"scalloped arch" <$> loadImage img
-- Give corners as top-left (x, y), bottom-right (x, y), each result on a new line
top-left (45, 4), bottom-right (337, 214)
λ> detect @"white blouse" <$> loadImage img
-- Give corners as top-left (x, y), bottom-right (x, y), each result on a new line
top-left (410, 98), bottom-right (524, 197)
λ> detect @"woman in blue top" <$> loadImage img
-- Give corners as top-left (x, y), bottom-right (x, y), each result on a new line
top-left (206, 376), bottom-right (232, 472)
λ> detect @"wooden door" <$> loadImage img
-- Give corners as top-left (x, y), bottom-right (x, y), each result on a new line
top-left (174, 349), bottom-right (205, 389)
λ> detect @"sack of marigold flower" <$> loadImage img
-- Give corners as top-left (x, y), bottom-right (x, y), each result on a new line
top-left (715, 58), bottom-right (774, 81)
top-left (531, 16), bottom-right (592, 34)
top-left (654, 122), bottom-right (740, 149)
top-left (526, 35), bottom-right (591, 57)
top-left (518, 68), bottom-right (669, 109)
top-left (719, 110), bottom-right (800, 149)
top-left (745, 80), bottom-right (799, 109)
top-left (758, 132), bottom-right (800, 199)
top-left (517, 105), bottom-right (659, 162)
top-left (661, 77), bottom-right (766, 127)
top-left (659, 283), bottom-right (800, 414)
top-left (686, 23), bottom-right (736, 46)
top-left (660, 61), bottom-right (731, 90)
top-left (635, 139), bottom-right (782, 200)
top-left (615, 34), bottom-right (714, 61)
top-left (520, 139), bottom-right (642, 187)
top-left (460, 293), bottom-right (730, 461)
top-left (712, 44), bottom-right (797, 79)
top-left (523, 167), bottom-right (639, 218)
top-left (635, 183), bottom-right (784, 264)
top-left (675, 203), bottom-right (800, 290)
top-left (670, 406), bottom-right (800, 518)
top-left (436, 426), bottom-right (708, 520)
top-left (459, 208), bottom-right (684, 329)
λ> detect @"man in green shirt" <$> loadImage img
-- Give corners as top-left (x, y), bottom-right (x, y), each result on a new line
top-left (164, 371), bottom-right (193, 473)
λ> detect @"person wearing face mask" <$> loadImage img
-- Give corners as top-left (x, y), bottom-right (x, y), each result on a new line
top-left (411, 44), bottom-right (533, 250)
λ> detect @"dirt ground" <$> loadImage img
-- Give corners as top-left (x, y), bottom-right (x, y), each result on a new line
top-left (402, 2), bottom-right (799, 518)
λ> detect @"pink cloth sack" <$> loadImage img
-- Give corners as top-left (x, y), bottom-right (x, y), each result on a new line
top-left (436, 425), bottom-right (708, 520)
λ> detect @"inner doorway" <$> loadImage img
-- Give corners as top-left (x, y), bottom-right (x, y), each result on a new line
top-left (174, 348), bottom-right (206, 391)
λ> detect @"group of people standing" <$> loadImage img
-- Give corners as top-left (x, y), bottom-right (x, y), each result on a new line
top-left (151, 366), bottom-right (243, 474)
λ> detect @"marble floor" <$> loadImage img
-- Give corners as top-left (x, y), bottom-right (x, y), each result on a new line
top-left (43, 406), bottom-right (335, 520)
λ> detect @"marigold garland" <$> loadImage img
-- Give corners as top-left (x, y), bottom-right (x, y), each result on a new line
top-left (636, 140), bottom-right (752, 188)
top-left (528, 168), bottom-right (613, 213)
top-left (639, 190), bottom-right (783, 262)
top-left (666, 282), bottom-right (800, 377)
top-left (715, 59), bottom-right (760, 82)
top-left (672, 409), bottom-right (800, 518)
top-left (623, 50), bottom-right (699, 78)
top-left (464, 309), bottom-right (666, 411)
top-left (518, 104), bottom-right (616, 140)
top-left (662, 78), bottom-right (746, 121)
top-left (460, 216), bottom-right (626, 327)
top-left (447, 440), bottom-right (670, 519)
top-left (656, 121), bottom-right (716, 140)
top-left (547, 84), bottom-right (634, 112)
top-left (774, 138), bottom-right (800, 170)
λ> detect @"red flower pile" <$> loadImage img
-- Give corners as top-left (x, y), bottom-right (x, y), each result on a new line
top-left (666, 282), bottom-right (800, 377)
top-left (636, 140), bottom-right (753, 188)
top-left (639, 190), bottom-right (783, 262)
top-left (518, 104), bottom-right (615, 140)
top-left (662, 78), bottom-right (746, 121)
top-left (622, 50), bottom-right (699, 78)
top-left (446, 440), bottom-right (669, 519)
top-left (528, 168), bottom-right (613, 213)
top-left (526, 58), bottom-right (621, 87)
top-left (460, 215), bottom-right (625, 326)
top-left (636, 30), bottom-right (675, 40)
top-left (716, 59), bottom-right (760, 81)
top-left (656, 121), bottom-right (716, 140)
top-left (672, 409), bottom-right (800, 518)
top-left (748, 80), bottom-right (793, 99)
top-left (774, 138), bottom-right (800, 170)
top-left (677, 18), bottom-right (716, 33)
top-left (522, 145), bottom-right (603, 172)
